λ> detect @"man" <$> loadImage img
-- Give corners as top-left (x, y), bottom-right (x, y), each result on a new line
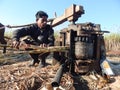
top-left (12, 11), bottom-right (55, 68)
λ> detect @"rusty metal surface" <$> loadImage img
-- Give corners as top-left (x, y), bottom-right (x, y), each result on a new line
top-left (58, 21), bottom-right (109, 74)
top-left (75, 42), bottom-right (93, 59)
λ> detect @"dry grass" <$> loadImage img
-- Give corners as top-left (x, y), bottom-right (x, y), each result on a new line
top-left (104, 33), bottom-right (120, 51)
top-left (0, 60), bottom-right (111, 90)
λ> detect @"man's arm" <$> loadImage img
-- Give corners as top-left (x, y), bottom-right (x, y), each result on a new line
top-left (12, 24), bottom-right (36, 48)
top-left (12, 27), bottom-right (32, 41)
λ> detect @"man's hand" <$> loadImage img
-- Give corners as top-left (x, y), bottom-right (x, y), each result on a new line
top-left (12, 40), bottom-right (20, 49)
top-left (12, 40), bottom-right (30, 49)
top-left (19, 41), bottom-right (30, 49)
top-left (39, 43), bottom-right (48, 47)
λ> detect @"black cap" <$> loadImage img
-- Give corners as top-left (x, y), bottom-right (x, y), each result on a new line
top-left (35, 11), bottom-right (48, 20)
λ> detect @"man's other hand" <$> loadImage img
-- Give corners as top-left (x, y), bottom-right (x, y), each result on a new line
top-left (39, 43), bottom-right (48, 47)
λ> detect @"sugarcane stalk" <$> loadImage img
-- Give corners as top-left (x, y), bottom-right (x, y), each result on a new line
top-left (0, 44), bottom-right (69, 54)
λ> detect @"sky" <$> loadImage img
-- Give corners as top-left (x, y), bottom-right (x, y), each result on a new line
top-left (0, 0), bottom-right (120, 33)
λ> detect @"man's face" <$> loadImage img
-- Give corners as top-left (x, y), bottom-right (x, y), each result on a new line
top-left (36, 16), bottom-right (47, 28)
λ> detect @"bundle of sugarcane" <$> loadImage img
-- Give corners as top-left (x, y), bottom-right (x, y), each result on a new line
top-left (0, 44), bottom-right (70, 54)
top-left (18, 46), bottom-right (70, 54)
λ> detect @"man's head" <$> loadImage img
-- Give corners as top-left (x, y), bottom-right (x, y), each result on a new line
top-left (35, 11), bottom-right (48, 28)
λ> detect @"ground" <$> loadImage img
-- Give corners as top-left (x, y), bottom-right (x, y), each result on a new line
top-left (0, 50), bottom-right (120, 90)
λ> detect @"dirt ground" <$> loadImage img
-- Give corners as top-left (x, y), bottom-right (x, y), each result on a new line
top-left (0, 50), bottom-right (120, 90)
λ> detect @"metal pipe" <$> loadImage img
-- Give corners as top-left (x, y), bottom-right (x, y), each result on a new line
top-left (51, 64), bottom-right (65, 87)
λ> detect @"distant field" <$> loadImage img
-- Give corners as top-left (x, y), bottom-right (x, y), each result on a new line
top-left (104, 33), bottom-right (120, 51)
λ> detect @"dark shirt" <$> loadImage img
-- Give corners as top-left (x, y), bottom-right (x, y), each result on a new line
top-left (12, 24), bottom-right (55, 46)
